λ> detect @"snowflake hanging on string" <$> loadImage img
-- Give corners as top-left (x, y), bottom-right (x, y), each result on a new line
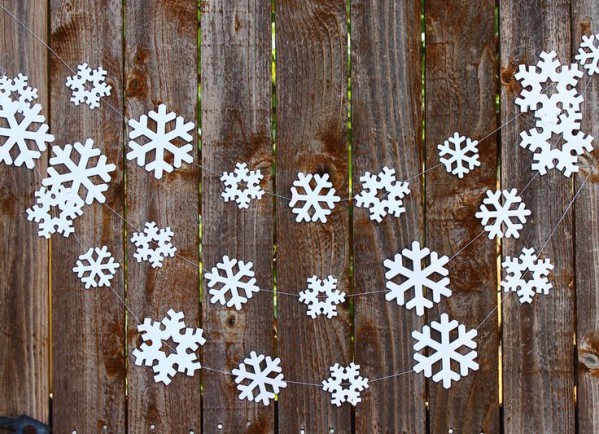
top-left (232, 351), bottom-right (287, 405)
top-left (322, 362), bottom-right (369, 407)
top-left (298, 275), bottom-right (346, 319)
top-left (437, 133), bottom-right (481, 179)
top-left (354, 166), bottom-right (410, 222)
top-left (0, 73), bottom-right (38, 112)
top-left (220, 162), bottom-right (264, 209)
top-left (73, 246), bottom-right (120, 289)
top-left (204, 255), bottom-right (261, 310)
top-left (289, 172), bottom-right (340, 223)
top-left (132, 309), bottom-right (206, 385)
top-left (65, 63), bottom-right (112, 109)
top-left (131, 222), bottom-right (177, 268)
top-left (26, 186), bottom-right (84, 238)
top-left (475, 189), bottom-right (531, 239)
top-left (127, 104), bottom-right (194, 179)
top-left (575, 34), bottom-right (599, 76)
top-left (501, 247), bottom-right (553, 304)
top-left (412, 313), bottom-right (479, 389)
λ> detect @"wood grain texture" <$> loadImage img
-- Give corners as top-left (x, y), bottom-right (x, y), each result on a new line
top-left (275, 1), bottom-right (351, 432)
top-left (350, 1), bottom-right (426, 433)
top-left (424, 1), bottom-right (500, 433)
top-left (0, 1), bottom-right (49, 422)
top-left (49, 1), bottom-right (126, 432)
top-left (200, 0), bottom-right (274, 432)
top-left (125, 1), bottom-right (201, 432)
top-left (500, 1), bottom-right (576, 432)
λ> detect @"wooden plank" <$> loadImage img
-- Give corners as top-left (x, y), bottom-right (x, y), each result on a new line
top-left (0, 1), bottom-right (49, 423)
top-left (124, 1), bottom-right (201, 432)
top-left (424, 1), bottom-right (500, 433)
top-left (350, 1), bottom-right (426, 432)
top-left (49, 0), bottom-right (126, 432)
top-left (275, 1), bottom-right (351, 432)
top-left (200, 0), bottom-right (274, 432)
top-left (499, 1), bottom-right (576, 432)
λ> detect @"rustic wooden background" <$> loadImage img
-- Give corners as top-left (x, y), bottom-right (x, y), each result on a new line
top-left (1, 0), bottom-right (598, 433)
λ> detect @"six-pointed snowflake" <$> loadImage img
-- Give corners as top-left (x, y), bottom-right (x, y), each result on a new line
top-left (475, 189), bottom-right (531, 239)
top-left (576, 34), bottom-right (599, 76)
top-left (65, 63), bottom-right (112, 109)
top-left (354, 166), bottom-right (410, 222)
top-left (322, 362), bottom-right (369, 407)
top-left (501, 247), bottom-right (553, 304)
top-left (127, 104), bottom-right (194, 179)
top-left (73, 246), bottom-right (120, 289)
top-left (289, 172), bottom-right (340, 223)
top-left (299, 275), bottom-right (346, 319)
top-left (383, 241), bottom-right (452, 316)
top-left (26, 186), bottom-right (84, 238)
top-left (205, 255), bottom-right (261, 310)
top-left (221, 162), bottom-right (264, 209)
top-left (131, 222), bottom-right (177, 268)
top-left (133, 309), bottom-right (206, 385)
top-left (437, 133), bottom-right (481, 178)
top-left (412, 313), bottom-right (479, 389)
top-left (232, 351), bottom-right (287, 405)
top-left (0, 73), bottom-right (38, 113)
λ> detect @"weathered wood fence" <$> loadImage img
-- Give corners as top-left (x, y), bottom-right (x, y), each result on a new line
top-left (1, 1), bottom-right (598, 433)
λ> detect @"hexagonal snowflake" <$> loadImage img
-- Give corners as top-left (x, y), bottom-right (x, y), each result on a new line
top-left (221, 162), bottom-right (264, 209)
top-left (298, 275), bottom-right (346, 319)
top-left (26, 186), bottom-right (84, 238)
top-left (437, 133), bottom-right (481, 179)
top-left (354, 166), bottom-right (410, 222)
top-left (131, 222), bottom-right (177, 268)
top-left (232, 351), bottom-right (287, 405)
top-left (73, 246), bottom-right (120, 289)
top-left (65, 63), bottom-right (112, 109)
top-left (289, 172), bottom-right (340, 223)
top-left (204, 255), bottom-right (261, 310)
top-left (322, 362), bottom-right (369, 406)
top-left (575, 34), bottom-right (599, 76)
top-left (501, 247), bottom-right (553, 303)
top-left (475, 189), bottom-right (531, 239)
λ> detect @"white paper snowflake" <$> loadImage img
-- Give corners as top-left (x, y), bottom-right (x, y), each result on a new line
top-left (383, 241), bottom-right (452, 316)
top-left (131, 222), bottom-right (177, 268)
top-left (298, 275), bottom-right (346, 319)
top-left (127, 104), bottom-right (194, 179)
top-left (26, 186), bottom-right (84, 238)
top-left (475, 189), bottom-right (531, 239)
top-left (204, 255), bottom-right (261, 310)
top-left (232, 351), bottom-right (287, 405)
top-left (354, 166), bottom-right (410, 222)
top-left (575, 34), bottom-right (599, 76)
top-left (42, 138), bottom-right (116, 205)
top-left (437, 133), bottom-right (481, 178)
top-left (412, 313), bottom-right (479, 389)
top-left (0, 73), bottom-right (38, 112)
top-left (289, 172), bottom-right (340, 223)
top-left (132, 309), bottom-right (205, 385)
top-left (65, 63), bottom-right (112, 109)
top-left (501, 247), bottom-right (553, 304)
top-left (73, 246), bottom-right (120, 289)
top-left (322, 362), bottom-right (369, 407)
top-left (220, 162), bottom-right (264, 209)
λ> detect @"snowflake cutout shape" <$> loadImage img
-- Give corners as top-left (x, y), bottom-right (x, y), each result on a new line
top-left (127, 104), bottom-right (194, 179)
top-left (383, 241), bottom-right (452, 316)
top-left (131, 222), bottom-right (177, 268)
top-left (65, 63), bottom-right (112, 109)
top-left (501, 247), bottom-right (553, 304)
top-left (475, 189), bottom-right (531, 239)
top-left (575, 34), bottom-right (599, 76)
top-left (232, 351), bottom-right (287, 405)
top-left (322, 362), bottom-right (369, 407)
top-left (354, 166), bottom-right (410, 222)
top-left (0, 73), bottom-right (38, 113)
top-left (26, 186), bottom-right (84, 238)
top-left (205, 255), bottom-right (261, 310)
top-left (298, 275), bottom-right (346, 319)
top-left (133, 309), bottom-right (206, 385)
top-left (437, 133), bottom-right (481, 179)
top-left (73, 246), bottom-right (120, 289)
top-left (289, 172), bottom-right (340, 223)
top-left (221, 162), bottom-right (264, 209)
top-left (412, 313), bottom-right (479, 389)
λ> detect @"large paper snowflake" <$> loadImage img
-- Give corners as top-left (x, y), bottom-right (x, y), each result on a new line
top-left (412, 313), bottom-right (479, 389)
top-left (354, 166), bottom-right (410, 222)
top-left (221, 162), bottom-right (264, 209)
top-left (437, 133), bottom-right (481, 179)
top-left (0, 73), bottom-right (38, 112)
top-left (65, 63), bottom-right (112, 109)
top-left (322, 362), bottom-right (369, 407)
top-left (232, 351), bottom-right (287, 405)
top-left (26, 186), bottom-right (84, 238)
top-left (289, 172), bottom-right (340, 223)
top-left (383, 241), bottom-right (452, 317)
top-left (131, 222), bottom-right (177, 268)
top-left (204, 255), bottom-right (261, 310)
top-left (475, 189), bottom-right (531, 239)
top-left (73, 246), bottom-right (120, 289)
top-left (298, 275), bottom-right (346, 319)
top-left (132, 309), bottom-right (205, 385)
top-left (501, 247), bottom-right (553, 304)
top-left (127, 104), bottom-right (194, 179)
top-left (576, 34), bottom-right (599, 76)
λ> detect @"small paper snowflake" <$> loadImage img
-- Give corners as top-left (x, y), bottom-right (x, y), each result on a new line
top-left (298, 275), bottom-right (346, 319)
top-left (322, 362), bottom-right (369, 407)
top-left (354, 166), bottom-right (410, 222)
top-left (289, 172), bottom-right (340, 223)
top-left (0, 73), bottom-right (38, 112)
top-left (412, 313), bottom-right (479, 389)
top-left (501, 247), bottom-right (553, 304)
top-left (73, 246), bottom-right (120, 289)
top-left (133, 309), bottom-right (206, 385)
top-left (65, 63), bottom-right (112, 109)
top-left (204, 255), bottom-right (261, 310)
top-left (475, 189), bottom-right (531, 239)
top-left (437, 133), bottom-right (481, 178)
top-left (220, 162), bottom-right (264, 209)
top-left (131, 222), bottom-right (177, 268)
top-left (26, 186), bottom-right (84, 238)
top-left (232, 351), bottom-right (287, 405)
top-left (575, 34), bottom-right (599, 76)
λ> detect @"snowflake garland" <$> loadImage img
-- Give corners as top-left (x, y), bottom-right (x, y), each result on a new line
top-left (501, 247), bottom-right (554, 304)
top-left (65, 63), bottom-right (112, 109)
top-left (322, 362), bottom-right (369, 407)
top-left (298, 275), bottom-right (346, 319)
top-left (73, 246), bottom-right (120, 289)
top-left (289, 172), bottom-right (340, 223)
top-left (354, 166), bottom-right (410, 222)
top-left (131, 222), bottom-right (177, 268)
top-left (437, 132), bottom-right (481, 179)
top-left (0, 73), bottom-right (38, 113)
top-left (475, 189), bottom-right (531, 239)
top-left (232, 351), bottom-right (287, 405)
top-left (26, 186), bottom-right (84, 238)
top-left (576, 34), bottom-right (599, 76)
top-left (204, 255), bottom-right (261, 310)
top-left (221, 162), bottom-right (264, 209)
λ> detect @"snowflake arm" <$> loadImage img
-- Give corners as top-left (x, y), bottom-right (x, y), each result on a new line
top-left (437, 133), bottom-right (481, 178)
top-left (73, 246), bottom-right (120, 289)
top-left (289, 173), bottom-right (340, 223)
top-left (298, 275), bottom-right (346, 319)
top-left (205, 255), bottom-right (261, 310)
top-left (221, 162), bottom-right (265, 209)
top-left (322, 362), bottom-right (369, 406)
top-left (232, 351), bottom-right (287, 405)
top-left (65, 63), bottom-right (112, 109)
top-left (475, 189), bottom-right (531, 239)
top-left (130, 222), bottom-right (177, 268)
top-left (575, 34), bottom-right (599, 76)
top-left (354, 166), bottom-right (410, 222)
